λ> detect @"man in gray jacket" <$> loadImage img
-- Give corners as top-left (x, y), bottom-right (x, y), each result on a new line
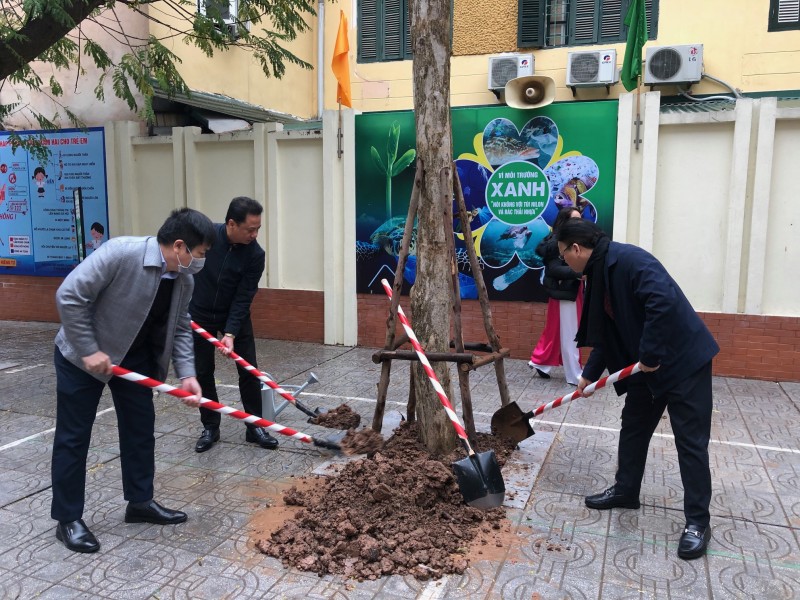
top-left (51, 208), bottom-right (215, 553)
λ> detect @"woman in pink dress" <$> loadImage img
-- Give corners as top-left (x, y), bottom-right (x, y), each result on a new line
top-left (529, 206), bottom-right (583, 385)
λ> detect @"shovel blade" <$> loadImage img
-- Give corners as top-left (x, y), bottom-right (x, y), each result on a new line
top-left (490, 402), bottom-right (534, 444)
top-left (452, 450), bottom-right (505, 509)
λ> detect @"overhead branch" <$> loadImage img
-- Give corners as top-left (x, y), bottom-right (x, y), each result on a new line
top-left (0, 0), bottom-right (108, 80)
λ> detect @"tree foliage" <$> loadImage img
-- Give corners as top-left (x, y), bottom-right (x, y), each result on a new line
top-left (0, 0), bottom-right (315, 130)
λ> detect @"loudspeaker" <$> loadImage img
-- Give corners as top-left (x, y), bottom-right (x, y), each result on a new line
top-left (504, 76), bottom-right (556, 110)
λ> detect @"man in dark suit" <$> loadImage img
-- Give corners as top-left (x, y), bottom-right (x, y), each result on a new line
top-left (556, 219), bottom-right (719, 560)
top-left (190, 196), bottom-right (278, 452)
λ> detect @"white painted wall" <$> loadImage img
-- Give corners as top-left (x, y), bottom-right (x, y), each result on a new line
top-left (616, 93), bottom-right (800, 317)
top-left (104, 114), bottom-right (358, 345)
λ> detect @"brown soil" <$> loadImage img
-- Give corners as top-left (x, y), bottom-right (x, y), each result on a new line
top-left (340, 428), bottom-right (385, 455)
top-left (255, 422), bottom-right (519, 581)
top-left (309, 404), bottom-right (362, 430)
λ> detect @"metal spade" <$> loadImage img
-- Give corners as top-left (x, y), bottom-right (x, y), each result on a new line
top-left (491, 363), bottom-right (642, 443)
top-left (452, 446), bottom-right (506, 509)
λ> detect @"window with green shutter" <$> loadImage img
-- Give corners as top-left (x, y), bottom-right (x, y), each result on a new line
top-left (769, 0), bottom-right (800, 31)
top-left (519, 0), bottom-right (658, 48)
top-left (358, 0), bottom-right (413, 62)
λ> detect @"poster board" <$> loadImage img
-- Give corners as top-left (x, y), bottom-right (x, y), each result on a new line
top-left (355, 102), bottom-right (618, 301)
top-left (0, 127), bottom-right (109, 276)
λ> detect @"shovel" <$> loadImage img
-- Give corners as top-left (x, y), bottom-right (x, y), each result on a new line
top-left (191, 321), bottom-right (326, 419)
top-left (111, 365), bottom-right (345, 453)
top-left (381, 279), bottom-right (505, 509)
top-left (491, 363), bottom-right (642, 444)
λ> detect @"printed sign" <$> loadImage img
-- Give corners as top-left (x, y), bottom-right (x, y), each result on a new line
top-left (0, 128), bottom-right (109, 276)
top-left (355, 102), bottom-right (618, 301)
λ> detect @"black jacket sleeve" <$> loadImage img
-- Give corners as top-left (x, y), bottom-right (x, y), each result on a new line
top-left (224, 248), bottom-right (265, 336)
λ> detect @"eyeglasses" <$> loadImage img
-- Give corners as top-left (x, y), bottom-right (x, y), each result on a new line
top-left (558, 243), bottom-right (576, 261)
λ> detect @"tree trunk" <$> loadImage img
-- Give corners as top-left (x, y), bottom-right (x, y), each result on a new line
top-left (409, 0), bottom-right (456, 454)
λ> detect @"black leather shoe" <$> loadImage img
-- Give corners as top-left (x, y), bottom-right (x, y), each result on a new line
top-left (125, 500), bottom-right (187, 525)
top-left (585, 486), bottom-right (641, 510)
top-left (56, 519), bottom-right (100, 553)
top-left (246, 427), bottom-right (279, 449)
top-left (678, 524), bottom-right (710, 559)
top-left (195, 428), bottom-right (220, 453)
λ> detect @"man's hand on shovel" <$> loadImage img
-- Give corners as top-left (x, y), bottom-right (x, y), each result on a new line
top-left (178, 377), bottom-right (203, 407)
top-left (579, 362), bottom-right (658, 397)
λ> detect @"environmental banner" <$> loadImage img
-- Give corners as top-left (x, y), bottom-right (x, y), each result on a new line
top-left (0, 127), bottom-right (109, 276)
top-left (355, 102), bottom-right (618, 302)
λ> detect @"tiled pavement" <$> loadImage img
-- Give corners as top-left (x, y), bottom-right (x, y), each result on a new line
top-left (0, 319), bottom-right (798, 599)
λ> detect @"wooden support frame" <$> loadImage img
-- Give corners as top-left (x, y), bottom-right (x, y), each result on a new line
top-left (370, 161), bottom-right (512, 440)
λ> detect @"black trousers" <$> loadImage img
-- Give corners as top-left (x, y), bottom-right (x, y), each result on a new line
top-left (193, 317), bottom-right (262, 429)
top-left (51, 347), bottom-right (156, 523)
top-left (614, 361), bottom-right (713, 528)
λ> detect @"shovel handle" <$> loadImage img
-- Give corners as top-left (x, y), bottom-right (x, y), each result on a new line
top-left (530, 363), bottom-right (642, 418)
top-left (110, 365), bottom-right (340, 451)
top-left (191, 322), bottom-right (319, 419)
top-left (380, 279), bottom-right (473, 449)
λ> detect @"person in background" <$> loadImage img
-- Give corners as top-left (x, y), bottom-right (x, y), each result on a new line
top-left (191, 196), bottom-right (278, 452)
top-left (51, 208), bottom-right (215, 553)
top-left (528, 206), bottom-right (584, 385)
top-left (556, 219), bottom-right (719, 560)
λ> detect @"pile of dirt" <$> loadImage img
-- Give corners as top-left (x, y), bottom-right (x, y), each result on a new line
top-left (340, 428), bottom-right (385, 455)
top-left (309, 404), bottom-right (362, 430)
top-left (256, 422), bottom-right (518, 580)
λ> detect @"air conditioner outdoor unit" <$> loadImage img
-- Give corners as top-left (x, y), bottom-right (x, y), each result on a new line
top-left (566, 49), bottom-right (618, 87)
top-left (644, 44), bottom-right (703, 86)
top-left (224, 21), bottom-right (240, 39)
top-left (488, 54), bottom-right (534, 92)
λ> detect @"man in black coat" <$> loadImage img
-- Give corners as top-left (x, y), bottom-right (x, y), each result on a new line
top-left (190, 197), bottom-right (278, 452)
top-left (556, 219), bottom-right (719, 560)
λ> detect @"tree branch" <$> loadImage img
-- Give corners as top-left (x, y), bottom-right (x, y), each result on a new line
top-left (0, 0), bottom-right (108, 80)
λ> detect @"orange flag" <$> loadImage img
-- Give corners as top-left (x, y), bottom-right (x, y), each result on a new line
top-left (331, 10), bottom-right (352, 108)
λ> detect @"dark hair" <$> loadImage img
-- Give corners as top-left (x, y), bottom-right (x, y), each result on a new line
top-left (157, 208), bottom-right (215, 249)
top-left (556, 219), bottom-right (606, 249)
top-left (225, 196), bottom-right (263, 225)
top-left (90, 222), bottom-right (104, 234)
top-left (33, 167), bottom-right (46, 178)
top-left (552, 206), bottom-right (582, 235)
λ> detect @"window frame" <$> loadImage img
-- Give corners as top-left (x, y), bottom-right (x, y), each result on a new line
top-left (768, 0), bottom-right (800, 32)
top-left (198, 0), bottom-right (238, 23)
top-left (518, 0), bottom-right (659, 49)
top-left (358, 0), bottom-right (413, 63)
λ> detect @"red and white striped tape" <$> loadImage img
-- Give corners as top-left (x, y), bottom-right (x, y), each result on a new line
top-left (111, 365), bottom-right (315, 444)
top-left (531, 362), bottom-right (641, 418)
top-left (190, 322), bottom-right (318, 417)
top-left (380, 278), bottom-right (470, 443)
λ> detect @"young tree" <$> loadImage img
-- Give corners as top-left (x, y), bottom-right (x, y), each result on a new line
top-left (0, 0), bottom-right (314, 130)
top-left (409, 0), bottom-right (457, 454)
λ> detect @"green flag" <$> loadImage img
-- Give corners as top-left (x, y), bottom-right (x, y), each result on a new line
top-left (621, 0), bottom-right (649, 92)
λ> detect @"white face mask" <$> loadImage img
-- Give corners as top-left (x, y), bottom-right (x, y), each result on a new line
top-left (177, 247), bottom-right (205, 275)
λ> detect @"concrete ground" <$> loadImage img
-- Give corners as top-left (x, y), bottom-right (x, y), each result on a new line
top-left (0, 319), bottom-right (798, 599)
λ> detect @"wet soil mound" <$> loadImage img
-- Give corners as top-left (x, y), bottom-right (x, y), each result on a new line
top-left (309, 404), bottom-right (362, 430)
top-left (256, 422), bottom-right (517, 581)
top-left (340, 428), bottom-right (385, 455)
